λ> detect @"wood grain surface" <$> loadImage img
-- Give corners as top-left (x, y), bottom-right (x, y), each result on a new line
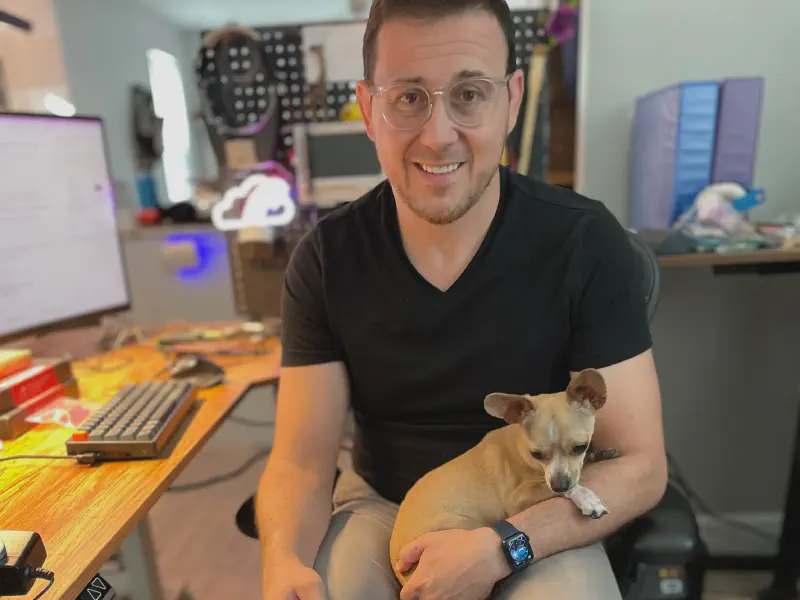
top-left (658, 247), bottom-right (800, 268)
top-left (0, 325), bottom-right (281, 599)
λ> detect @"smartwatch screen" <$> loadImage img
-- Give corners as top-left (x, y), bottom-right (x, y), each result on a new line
top-left (507, 533), bottom-right (532, 567)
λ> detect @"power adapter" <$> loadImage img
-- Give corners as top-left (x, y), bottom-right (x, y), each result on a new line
top-left (0, 531), bottom-right (52, 596)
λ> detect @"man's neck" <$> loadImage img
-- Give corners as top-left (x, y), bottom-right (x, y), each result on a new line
top-left (394, 170), bottom-right (501, 291)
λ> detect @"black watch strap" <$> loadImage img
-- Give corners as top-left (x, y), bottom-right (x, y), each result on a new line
top-left (490, 519), bottom-right (522, 541)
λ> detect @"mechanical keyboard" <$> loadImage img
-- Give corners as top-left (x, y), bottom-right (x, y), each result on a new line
top-left (66, 380), bottom-right (197, 460)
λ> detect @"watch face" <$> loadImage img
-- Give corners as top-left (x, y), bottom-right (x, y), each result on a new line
top-left (507, 533), bottom-right (532, 566)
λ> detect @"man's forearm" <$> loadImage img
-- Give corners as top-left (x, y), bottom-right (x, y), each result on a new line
top-left (507, 454), bottom-right (667, 560)
top-left (256, 458), bottom-right (334, 569)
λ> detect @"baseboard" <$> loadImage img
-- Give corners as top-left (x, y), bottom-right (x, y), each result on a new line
top-left (697, 511), bottom-right (783, 558)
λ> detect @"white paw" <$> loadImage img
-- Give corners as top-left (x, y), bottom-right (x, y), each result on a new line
top-left (567, 485), bottom-right (609, 519)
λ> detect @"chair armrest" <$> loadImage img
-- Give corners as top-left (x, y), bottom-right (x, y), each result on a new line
top-left (610, 483), bottom-right (706, 564)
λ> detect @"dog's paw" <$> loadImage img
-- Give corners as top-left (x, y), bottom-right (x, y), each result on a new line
top-left (567, 485), bottom-right (609, 519)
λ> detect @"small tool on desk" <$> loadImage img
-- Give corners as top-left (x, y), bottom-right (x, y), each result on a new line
top-left (169, 354), bottom-right (225, 389)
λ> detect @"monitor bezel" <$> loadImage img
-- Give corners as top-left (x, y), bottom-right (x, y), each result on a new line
top-left (0, 111), bottom-right (133, 345)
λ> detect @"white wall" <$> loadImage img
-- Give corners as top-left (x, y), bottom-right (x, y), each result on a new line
top-left (578, 0), bottom-right (800, 516)
top-left (577, 0), bottom-right (800, 223)
top-left (53, 0), bottom-right (198, 209)
top-left (0, 0), bottom-right (70, 111)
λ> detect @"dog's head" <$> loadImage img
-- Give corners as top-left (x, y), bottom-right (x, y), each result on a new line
top-left (484, 369), bottom-right (607, 494)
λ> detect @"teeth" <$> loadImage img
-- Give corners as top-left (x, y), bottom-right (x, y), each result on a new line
top-left (420, 163), bottom-right (460, 174)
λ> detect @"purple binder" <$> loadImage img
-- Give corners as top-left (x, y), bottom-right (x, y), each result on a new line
top-left (711, 77), bottom-right (764, 187)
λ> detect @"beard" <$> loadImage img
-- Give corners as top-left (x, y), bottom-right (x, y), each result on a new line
top-left (396, 161), bottom-right (498, 226)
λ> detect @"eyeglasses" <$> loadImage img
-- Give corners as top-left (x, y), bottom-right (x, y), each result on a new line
top-left (370, 75), bottom-right (511, 131)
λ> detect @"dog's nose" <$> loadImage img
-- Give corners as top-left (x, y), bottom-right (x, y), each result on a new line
top-left (550, 474), bottom-right (571, 493)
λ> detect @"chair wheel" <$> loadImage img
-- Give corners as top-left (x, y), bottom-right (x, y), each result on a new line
top-left (236, 495), bottom-right (259, 540)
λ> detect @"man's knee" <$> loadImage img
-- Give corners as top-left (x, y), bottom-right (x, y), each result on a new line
top-left (494, 543), bottom-right (622, 600)
top-left (314, 510), bottom-right (400, 600)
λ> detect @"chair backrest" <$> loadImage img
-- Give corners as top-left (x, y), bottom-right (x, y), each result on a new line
top-left (625, 229), bottom-right (661, 324)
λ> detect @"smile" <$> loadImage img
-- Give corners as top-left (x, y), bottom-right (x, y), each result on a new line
top-left (415, 162), bottom-right (463, 175)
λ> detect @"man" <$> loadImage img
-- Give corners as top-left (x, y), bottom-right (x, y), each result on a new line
top-left (257, 0), bottom-right (667, 598)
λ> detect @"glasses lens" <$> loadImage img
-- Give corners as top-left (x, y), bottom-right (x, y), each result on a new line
top-left (377, 84), bottom-right (430, 129)
top-left (447, 79), bottom-right (497, 126)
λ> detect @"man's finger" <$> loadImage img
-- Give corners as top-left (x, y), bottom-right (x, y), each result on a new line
top-left (296, 578), bottom-right (328, 600)
top-left (399, 579), bottom-right (421, 600)
top-left (396, 535), bottom-right (429, 573)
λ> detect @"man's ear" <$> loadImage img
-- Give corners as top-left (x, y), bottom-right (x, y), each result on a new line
top-left (567, 369), bottom-right (607, 411)
top-left (506, 68), bottom-right (525, 135)
top-left (355, 80), bottom-right (376, 141)
top-left (484, 393), bottom-right (535, 424)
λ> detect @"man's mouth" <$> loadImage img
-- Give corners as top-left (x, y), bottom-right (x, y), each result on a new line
top-left (414, 162), bottom-right (464, 175)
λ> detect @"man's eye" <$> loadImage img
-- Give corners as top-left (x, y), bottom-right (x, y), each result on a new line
top-left (399, 92), bottom-right (420, 105)
top-left (572, 444), bottom-right (589, 455)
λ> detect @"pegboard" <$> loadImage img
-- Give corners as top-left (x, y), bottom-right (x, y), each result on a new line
top-left (197, 25), bottom-right (307, 163)
top-left (508, 9), bottom-right (551, 180)
top-left (198, 9), bottom-right (551, 169)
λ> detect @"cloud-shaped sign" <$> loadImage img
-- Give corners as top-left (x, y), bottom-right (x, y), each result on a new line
top-left (211, 174), bottom-right (297, 231)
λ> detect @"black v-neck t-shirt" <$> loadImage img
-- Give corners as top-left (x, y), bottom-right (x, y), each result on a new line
top-left (280, 167), bottom-right (652, 504)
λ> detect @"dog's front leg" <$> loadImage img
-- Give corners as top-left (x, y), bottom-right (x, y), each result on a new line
top-left (566, 485), bottom-right (609, 519)
top-left (506, 484), bottom-right (556, 516)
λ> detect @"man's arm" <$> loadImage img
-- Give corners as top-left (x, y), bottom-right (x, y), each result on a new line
top-left (257, 226), bottom-right (349, 597)
top-left (505, 348), bottom-right (667, 561)
top-left (256, 361), bottom-right (349, 570)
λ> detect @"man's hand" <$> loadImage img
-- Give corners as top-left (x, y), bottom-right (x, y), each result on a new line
top-left (396, 528), bottom-right (509, 600)
top-left (263, 557), bottom-right (328, 600)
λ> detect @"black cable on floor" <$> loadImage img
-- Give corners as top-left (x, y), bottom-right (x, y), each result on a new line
top-left (166, 448), bottom-right (271, 493)
top-left (228, 415), bottom-right (273, 427)
top-left (667, 453), bottom-right (776, 542)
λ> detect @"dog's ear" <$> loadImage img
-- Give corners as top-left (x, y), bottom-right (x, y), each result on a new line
top-left (484, 393), bottom-right (535, 424)
top-left (567, 369), bottom-right (607, 411)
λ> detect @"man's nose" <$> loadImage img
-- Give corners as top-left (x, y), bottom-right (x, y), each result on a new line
top-left (417, 96), bottom-right (458, 151)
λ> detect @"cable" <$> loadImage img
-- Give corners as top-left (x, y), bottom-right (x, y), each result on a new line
top-left (32, 579), bottom-right (54, 600)
top-left (167, 448), bottom-right (271, 493)
top-left (25, 566), bottom-right (55, 600)
top-left (228, 415), bottom-right (272, 427)
top-left (0, 453), bottom-right (99, 466)
top-left (667, 453), bottom-right (776, 542)
top-left (0, 455), bottom-right (74, 464)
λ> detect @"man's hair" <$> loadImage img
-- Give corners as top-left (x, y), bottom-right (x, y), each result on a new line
top-left (362, 0), bottom-right (517, 81)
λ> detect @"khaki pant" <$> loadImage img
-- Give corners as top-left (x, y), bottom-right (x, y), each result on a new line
top-left (313, 470), bottom-right (623, 600)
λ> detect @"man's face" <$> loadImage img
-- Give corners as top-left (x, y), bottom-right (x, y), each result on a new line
top-left (357, 11), bottom-right (524, 225)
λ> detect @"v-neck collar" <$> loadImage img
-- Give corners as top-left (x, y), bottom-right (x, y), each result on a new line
top-left (381, 167), bottom-right (510, 299)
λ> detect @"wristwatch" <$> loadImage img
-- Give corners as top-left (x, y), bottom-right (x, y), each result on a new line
top-left (490, 520), bottom-right (534, 573)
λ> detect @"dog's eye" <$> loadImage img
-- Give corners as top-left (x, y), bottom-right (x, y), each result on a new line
top-left (572, 444), bottom-right (589, 455)
top-left (530, 451), bottom-right (546, 460)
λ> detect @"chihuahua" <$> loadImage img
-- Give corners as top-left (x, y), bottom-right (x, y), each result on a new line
top-left (388, 369), bottom-right (613, 585)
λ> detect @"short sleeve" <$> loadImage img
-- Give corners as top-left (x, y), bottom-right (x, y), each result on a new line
top-left (566, 204), bottom-right (653, 371)
top-left (280, 229), bottom-right (345, 367)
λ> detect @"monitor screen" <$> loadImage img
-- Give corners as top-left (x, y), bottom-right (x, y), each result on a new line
top-left (0, 113), bottom-right (130, 339)
top-left (307, 131), bottom-right (382, 178)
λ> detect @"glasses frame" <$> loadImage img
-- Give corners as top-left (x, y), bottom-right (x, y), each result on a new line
top-left (369, 74), bottom-right (512, 131)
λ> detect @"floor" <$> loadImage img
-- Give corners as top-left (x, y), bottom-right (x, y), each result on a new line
top-left (145, 445), bottom-right (793, 600)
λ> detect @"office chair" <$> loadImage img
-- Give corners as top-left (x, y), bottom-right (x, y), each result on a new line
top-left (603, 230), bottom-right (708, 600)
top-left (235, 230), bottom-right (708, 600)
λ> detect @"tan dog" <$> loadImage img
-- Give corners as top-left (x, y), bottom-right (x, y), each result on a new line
top-left (388, 369), bottom-right (613, 585)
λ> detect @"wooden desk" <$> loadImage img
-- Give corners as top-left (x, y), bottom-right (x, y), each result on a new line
top-left (658, 247), bottom-right (800, 268)
top-left (0, 331), bottom-right (281, 600)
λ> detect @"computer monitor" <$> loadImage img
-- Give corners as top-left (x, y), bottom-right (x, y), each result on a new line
top-left (292, 120), bottom-right (386, 207)
top-left (0, 112), bottom-right (130, 342)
